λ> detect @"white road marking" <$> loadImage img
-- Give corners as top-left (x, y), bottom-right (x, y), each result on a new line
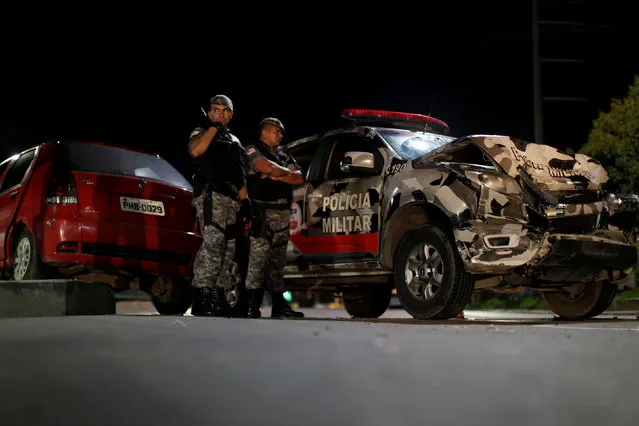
top-left (532, 324), bottom-right (639, 332)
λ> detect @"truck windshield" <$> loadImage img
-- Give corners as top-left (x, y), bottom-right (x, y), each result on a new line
top-left (376, 128), bottom-right (455, 160)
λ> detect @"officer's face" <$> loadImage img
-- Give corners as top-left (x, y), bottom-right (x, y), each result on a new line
top-left (208, 104), bottom-right (233, 127)
top-left (261, 123), bottom-right (283, 147)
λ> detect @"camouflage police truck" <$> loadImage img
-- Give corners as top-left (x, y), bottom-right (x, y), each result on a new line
top-left (282, 109), bottom-right (639, 320)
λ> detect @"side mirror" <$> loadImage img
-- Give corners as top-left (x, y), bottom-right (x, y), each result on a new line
top-left (340, 151), bottom-right (376, 173)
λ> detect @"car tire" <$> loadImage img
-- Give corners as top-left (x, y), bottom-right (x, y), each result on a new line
top-left (542, 282), bottom-right (617, 320)
top-left (394, 225), bottom-right (474, 319)
top-left (343, 285), bottom-right (392, 318)
top-left (12, 228), bottom-right (46, 280)
top-left (150, 276), bottom-right (194, 316)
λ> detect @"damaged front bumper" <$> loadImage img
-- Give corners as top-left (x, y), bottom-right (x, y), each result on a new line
top-left (454, 221), bottom-right (637, 279)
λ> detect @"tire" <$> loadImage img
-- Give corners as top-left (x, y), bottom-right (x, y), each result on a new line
top-left (394, 225), bottom-right (474, 319)
top-left (12, 228), bottom-right (46, 280)
top-left (150, 276), bottom-right (194, 316)
top-left (343, 285), bottom-right (392, 318)
top-left (542, 282), bottom-right (617, 320)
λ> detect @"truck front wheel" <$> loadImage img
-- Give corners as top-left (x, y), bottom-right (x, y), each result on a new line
top-left (394, 225), bottom-right (474, 319)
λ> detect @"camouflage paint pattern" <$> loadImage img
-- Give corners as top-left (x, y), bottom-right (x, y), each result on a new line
top-left (468, 135), bottom-right (609, 191)
top-left (283, 126), bottom-right (639, 282)
top-left (378, 132), bottom-right (637, 274)
top-left (191, 192), bottom-right (239, 290)
top-left (246, 205), bottom-right (291, 293)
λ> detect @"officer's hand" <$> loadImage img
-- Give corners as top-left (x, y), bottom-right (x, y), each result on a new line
top-left (204, 118), bottom-right (224, 132)
top-left (238, 198), bottom-right (253, 221)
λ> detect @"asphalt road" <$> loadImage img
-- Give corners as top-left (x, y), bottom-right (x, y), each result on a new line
top-left (116, 300), bottom-right (639, 326)
top-left (1, 304), bottom-right (639, 426)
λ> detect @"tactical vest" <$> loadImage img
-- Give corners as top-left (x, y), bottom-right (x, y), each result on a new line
top-left (192, 130), bottom-right (246, 198)
top-left (246, 141), bottom-right (293, 203)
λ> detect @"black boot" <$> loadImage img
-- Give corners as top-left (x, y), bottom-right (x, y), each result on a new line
top-left (247, 288), bottom-right (264, 319)
top-left (191, 287), bottom-right (229, 317)
top-left (211, 287), bottom-right (230, 317)
top-left (191, 287), bottom-right (215, 316)
top-left (271, 292), bottom-right (304, 319)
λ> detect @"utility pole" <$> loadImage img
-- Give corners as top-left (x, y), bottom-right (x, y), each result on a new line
top-left (532, 0), bottom-right (543, 144)
top-left (532, 0), bottom-right (587, 146)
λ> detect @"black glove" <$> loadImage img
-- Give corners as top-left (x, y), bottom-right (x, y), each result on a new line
top-left (203, 116), bottom-right (225, 132)
top-left (210, 121), bottom-right (225, 132)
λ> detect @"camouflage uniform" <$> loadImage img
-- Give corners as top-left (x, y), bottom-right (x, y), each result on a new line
top-left (245, 199), bottom-right (291, 293)
top-left (189, 94), bottom-right (249, 317)
top-left (191, 191), bottom-right (239, 292)
top-left (244, 119), bottom-right (304, 319)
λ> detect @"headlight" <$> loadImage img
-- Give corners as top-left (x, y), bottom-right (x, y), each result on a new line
top-left (605, 192), bottom-right (624, 214)
top-left (605, 192), bottom-right (622, 206)
top-left (478, 173), bottom-right (522, 194)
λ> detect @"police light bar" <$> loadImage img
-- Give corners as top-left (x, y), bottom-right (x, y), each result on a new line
top-left (341, 108), bottom-right (450, 135)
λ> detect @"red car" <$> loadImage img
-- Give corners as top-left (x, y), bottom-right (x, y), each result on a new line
top-left (0, 140), bottom-right (201, 314)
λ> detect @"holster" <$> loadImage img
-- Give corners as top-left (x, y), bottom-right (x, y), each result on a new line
top-left (249, 203), bottom-right (274, 244)
top-left (203, 189), bottom-right (214, 227)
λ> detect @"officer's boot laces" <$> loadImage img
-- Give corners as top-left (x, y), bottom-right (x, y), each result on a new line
top-left (271, 292), bottom-right (304, 319)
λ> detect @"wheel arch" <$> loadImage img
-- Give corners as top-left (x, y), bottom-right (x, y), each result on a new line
top-left (380, 202), bottom-right (456, 269)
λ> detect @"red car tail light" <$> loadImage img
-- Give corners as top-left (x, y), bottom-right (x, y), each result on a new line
top-left (46, 172), bottom-right (78, 204)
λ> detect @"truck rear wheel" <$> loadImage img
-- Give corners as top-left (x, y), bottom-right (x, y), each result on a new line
top-left (149, 276), bottom-right (193, 316)
top-left (343, 285), bottom-right (392, 318)
top-left (394, 225), bottom-right (474, 319)
top-left (542, 282), bottom-right (617, 320)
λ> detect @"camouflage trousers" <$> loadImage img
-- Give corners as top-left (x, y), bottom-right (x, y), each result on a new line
top-left (245, 201), bottom-right (291, 293)
top-left (191, 191), bottom-right (239, 290)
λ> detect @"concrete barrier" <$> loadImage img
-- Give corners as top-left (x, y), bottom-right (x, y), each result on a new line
top-left (0, 280), bottom-right (115, 318)
top-left (610, 299), bottom-right (639, 312)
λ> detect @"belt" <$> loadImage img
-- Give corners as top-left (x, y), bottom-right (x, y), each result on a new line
top-left (254, 200), bottom-right (290, 210)
top-left (204, 181), bottom-right (238, 200)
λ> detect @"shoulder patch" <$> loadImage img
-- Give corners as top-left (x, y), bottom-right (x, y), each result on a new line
top-left (247, 147), bottom-right (256, 155)
top-left (189, 128), bottom-right (203, 139)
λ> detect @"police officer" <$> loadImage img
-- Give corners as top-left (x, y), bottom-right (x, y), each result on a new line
top-left (244, 117), bottom-right (304, 319)
top-left (187, 94), bottom-right (251, 317)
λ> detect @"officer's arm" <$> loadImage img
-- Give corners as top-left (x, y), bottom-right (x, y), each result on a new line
top-left (238, 185), bottom-right (248, 200)
top-left (254, 159), bottom-right (293, 177)
top-left (246, 145), bottom-right (290, 177)
top-left (188, 127), bottom-right (219, 158)
top-left (269, 166), bottom-right (304, 185)
top-left (269, 153), bottom-right (304, 184)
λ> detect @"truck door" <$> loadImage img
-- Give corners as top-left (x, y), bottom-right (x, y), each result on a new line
top-left (295, 132), bottom-right (385, 265)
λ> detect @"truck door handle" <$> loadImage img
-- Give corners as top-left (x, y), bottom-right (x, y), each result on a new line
top-left (9, 191), bottom-right (19, 199)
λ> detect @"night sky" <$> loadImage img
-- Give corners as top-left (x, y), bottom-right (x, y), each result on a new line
top-left (1, 1), bottom-right (636, 180)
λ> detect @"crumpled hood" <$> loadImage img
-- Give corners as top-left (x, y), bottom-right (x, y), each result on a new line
top-left (467, 135), bottom-right (609, 192)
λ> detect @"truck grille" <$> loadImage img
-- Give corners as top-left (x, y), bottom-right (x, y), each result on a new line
top-left (548, 214), bottom-right (600, 234)
top-left (527, 207), bottom-right (600, 234)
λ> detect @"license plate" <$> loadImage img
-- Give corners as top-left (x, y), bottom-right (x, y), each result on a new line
top-left (120, 197), bottom-right (165, 216)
